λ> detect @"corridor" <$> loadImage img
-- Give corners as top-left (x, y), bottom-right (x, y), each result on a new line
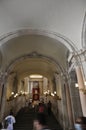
top-left (14, 106), bottom-right (63, 130)
top-left (0, 1), bottom-right (86, 129)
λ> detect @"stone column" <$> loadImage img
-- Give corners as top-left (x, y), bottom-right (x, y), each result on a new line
top-left (0, 84), bottom-right (3, 121)
top-left (54, 74), bottom-right (58, 94)
top-left (0, 73), bottom-right (8, 121)
top-left (61, 82), bottom-right (69, 130)
top-left (43, 77), bottom-right (48, 93)
top-left (54, 74), bottom-right (62, 98)
top-left (65, 83), bottom-right (74, 130)
top-left (0, 83), bottom-right (7, 120)
top-left (75, 66), bottom-right (86, 116)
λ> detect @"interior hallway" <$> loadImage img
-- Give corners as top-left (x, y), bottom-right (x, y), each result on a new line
top-left (0, 1), bottom-right (86, 130)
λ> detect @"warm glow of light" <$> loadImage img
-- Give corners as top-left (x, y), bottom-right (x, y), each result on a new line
top-left (14, 93), bottom-right (18, 98)
top-left (24, 92), bottom-right (28, 95)
top-left (54, 91), bottom-right (56, 94)
top-left (44, 92), bottom-right (47, 95)
top-left (51, 93), bottom-right (54, 96)
top-left (75, 83), bottom-right (79, 88)
top-left (75, 81), bottom-right (86, 88)
top-left (47, 90), bottom-right (50, 94)
top-left (84, 81), bottom-right (86, 86)
top-left (29, 74), bottom-right (43, 78)
top-left (11, 92), bottom-right (14, 95)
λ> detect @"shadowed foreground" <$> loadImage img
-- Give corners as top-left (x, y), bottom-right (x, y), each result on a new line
top-left (14, 107), bottom-right (63, 130)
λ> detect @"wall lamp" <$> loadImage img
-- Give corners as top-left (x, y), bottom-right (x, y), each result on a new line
top-left (44, 91), bottom-right (61, 100)
top-left (75, 82), bottom-right (86, 94)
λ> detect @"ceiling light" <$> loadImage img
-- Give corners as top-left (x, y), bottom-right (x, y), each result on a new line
top-left (29, 74), bottom-right (43, 78)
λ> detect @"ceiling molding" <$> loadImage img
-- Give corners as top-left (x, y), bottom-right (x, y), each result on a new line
top-left (0, 29), bottom-right (77, 53)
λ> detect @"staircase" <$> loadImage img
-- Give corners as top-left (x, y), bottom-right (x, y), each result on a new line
top-left (14, 107), bottom-right (35, 130)
top-left (14, 107), bottom-right (63, 130)
top-left (46, 113), bottom-right (63, 130)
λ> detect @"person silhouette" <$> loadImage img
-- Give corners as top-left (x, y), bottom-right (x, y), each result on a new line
top-left (47, 101), bottom-right (52, 116)
top-left (33, 113), bottom-right (51, 130)
top-left (5, 112), bottom-right (16, 130)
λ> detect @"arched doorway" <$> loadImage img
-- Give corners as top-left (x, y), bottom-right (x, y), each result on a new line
top-left (0, 29), bottom-right (83, 130)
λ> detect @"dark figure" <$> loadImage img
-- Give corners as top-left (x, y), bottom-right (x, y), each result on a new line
top-left (47, 101), bottom-right (52, 116)
top-left (10, 109), bottom-right (13, 115)
top-left (34, 104), bottom-right (39, 113)
top-left (3, 119), bottom-right (8, 129)
top-left (28, 102), bottom-right (32, 109)
top-left (75, 116), bottom-right (86, 130)
top-left (33, 113), bottom-right (51, 130)
top-left (38, 103), bottom-right (45, 113)
top-left (0, 122), bottom-right (2, 129)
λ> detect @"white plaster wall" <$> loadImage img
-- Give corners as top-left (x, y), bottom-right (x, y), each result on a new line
top-left (6, 80), bottom-right (12, 99)
top-left (0, 0), bottom-right (86, 49)
top-left (51, 97), bottom-right (63, 128)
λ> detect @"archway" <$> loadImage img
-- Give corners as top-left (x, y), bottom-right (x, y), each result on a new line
top-left (0, 29), bottom-right (82, 130)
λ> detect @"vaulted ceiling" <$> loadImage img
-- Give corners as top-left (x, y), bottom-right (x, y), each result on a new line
top-left (0, 0), bottom-right (86, 80)
top-left (1, 34), bottom-right (68, 80)
top-left (0, 0), bottom-right (86, 47)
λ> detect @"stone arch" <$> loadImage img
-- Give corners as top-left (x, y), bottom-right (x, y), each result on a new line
top-left (6, 52), bottom-right (63, 76)
top-left (82, 12), bottom-right (86, 49)
top-left (0, 29), bottom-right (82, 129)
top-left (0, 29), bottom-right (78, 52)
top-left (0, 29), bottom-right (81, 74)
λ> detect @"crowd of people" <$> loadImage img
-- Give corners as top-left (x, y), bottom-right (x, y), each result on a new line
top-left (0, 100), bottom-right (52, 130)
top-left (0, 99), bottom-right (86, 130)
top-left (34, 100), bottom-right (52, 116)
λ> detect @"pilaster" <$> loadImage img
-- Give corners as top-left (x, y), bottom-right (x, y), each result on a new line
top-left (75, 66), bottom-right (86, 116)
